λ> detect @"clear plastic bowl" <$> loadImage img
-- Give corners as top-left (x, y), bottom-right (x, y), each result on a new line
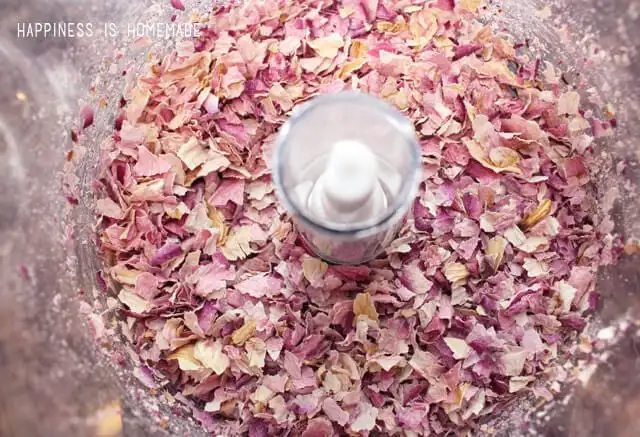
top-left (273, 92), bottom-right (421, 264)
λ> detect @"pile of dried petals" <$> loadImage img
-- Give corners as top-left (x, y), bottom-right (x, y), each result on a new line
top-left (93, 0), bottom-right (622, 435)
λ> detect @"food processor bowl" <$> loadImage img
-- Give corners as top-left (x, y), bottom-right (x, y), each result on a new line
top-left (0, 0), bottom-right (638, 436)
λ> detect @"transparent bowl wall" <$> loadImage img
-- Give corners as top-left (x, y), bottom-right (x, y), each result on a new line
top-left (0, 0), bottom-right (638, 436)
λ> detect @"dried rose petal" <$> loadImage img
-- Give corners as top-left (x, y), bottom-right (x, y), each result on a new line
top-left (302, 417), bottom-right (333, 437)
top-left (202, 94), bottom-right (220, 114)
top-left (302, 255), bottom-right (328, 284)
top-left (443, 262), bottom-right (469, 284)
top-left (231, 319), bottom-right (257, 345)
top-left (353, 293), bottom-right (378, 322)
top-left (322, 398), bottom-right (349, 426)
top-left (168, 344), bottom-right (203, 371)
top-left (486, 236), bottom-right (507, 271)
top-left (557, 91), bottom-right (580, 115)
top-left (95, 198), bottom-right (124, 220)
top-left (149, 243), bottom-right (183, 266)
top-left (194, 340), bottom-right (230, 375)
top-left (170, 0), bottom-right (185, 11)
top-left (521, 199), bottom-right (552, 229)
top-left (444, 337), bottom-right (472, 359)
top-left (308, 34), bottom-right (344, 58)
top-left (453, 43), bottom-right (482, 61)
top-left (80, 105), bottom-right (94, 130)
top-left (350, 404), bottom-right (379, 433)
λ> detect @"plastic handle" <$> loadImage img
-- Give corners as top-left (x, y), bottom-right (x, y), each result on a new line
top-left (322, 140), bottom-right (378, 214)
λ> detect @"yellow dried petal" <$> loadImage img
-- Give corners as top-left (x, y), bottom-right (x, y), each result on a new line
top-left (302, 255), bottom-right (328, 283)
top-left (489, 147), bottom-right (521, 169)
top-left (380, 77), bottom-right (399, 98)
top-left (164, 202), bottom-right (189, 220)
top-left (389, 89), bottom-right (410, 111)
top-left (339, 6), bottom-right (356, 18)
top-left (376, 17), bottom-right (408, 34)
top-left (118, 289), bottom-right (152, 314)
top-left (126, 88), bottom-right (151, 123)
top-left (444, 83), bottom-right (465, 95)
top-left (353, 293), bottom-right (379, 322)
top-left (271, 221), bottom-right (291, 241)
top-left (220, 225), bottom-right (253, 260)
top-left (269, 83), bottom-right (294, 111)
top-left (177, 137), bottom-right (209, 170)
top-left (168, 344), bottom-right (203, 371)
top-left (444, 262), bottom-right (469, 284)
top-left (196, 154), bottom-right (231, 178)
top-left (475, 25), bottom-right (493, 44)
top-left (95, 400), bottom-right (122, 437)
top-left (434, 37), bottom-right (454, 48)
top-left (338, 58), bottom-right (367, 80)
top-left (404, 5), bottom-right (424, 13)
top-left (251, 384), bottom-right (275, 404)
top-left (349, 40), bottom-right (368, 59)
top-left (194, 340), bottom-right (229, 375)
top-left (308, 33), bottom-right (344, 58)
top-left (521, 199), bottom-right (552, 229)
top-left (444, 337), bottom-right (472, 359)
top-left (232, 319), bottom-right (257, 345)
top-left (453, 383), bottom-right (471, 407)
top-left (111, 265), bottom-right (140, 286)
top-left (286, 82), bottom-right (305, 100)
top-left (604, 103), bottom-right (616, 120)
top-left (206, 205), bottom-right (229, 245)
top-left (408, 9), bottom-right (437, 47)
top-left (475, 61), bottom-right (519, 86)
top-left (460, 0), bottom-right (482, 12)
top-left (376, 21), bottom-right (394, 32)
top-left (486, 236), bottom-right (507, 271)
top-left (466, 140), bottom-right (522, 174)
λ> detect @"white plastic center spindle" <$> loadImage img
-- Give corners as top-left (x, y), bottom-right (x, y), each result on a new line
top-left (324, 140), bottom-right (377, 210)
top-left (307, 140), bottom-right (387, 223)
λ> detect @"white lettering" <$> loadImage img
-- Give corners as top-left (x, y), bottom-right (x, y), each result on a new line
top-left (193, 24), bottom-right (202, 38)
top-left (127, 23), bottom-right (135, 39)
top-left (93, 22), bottom-right (207, 40)
top-left (105, 23), bottom-right (118, 38)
